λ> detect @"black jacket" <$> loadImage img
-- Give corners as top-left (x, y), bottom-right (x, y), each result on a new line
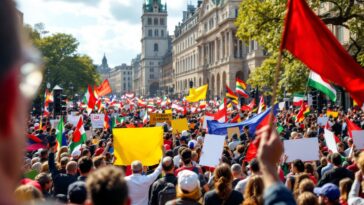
top-left (149, 173), bottom-right (177, 205)
top-left (48, 152), bottom-right (78, 196)
top-left (318, 167), bottom-right (354, 187)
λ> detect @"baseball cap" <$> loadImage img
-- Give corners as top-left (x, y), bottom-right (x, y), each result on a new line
top-left (188, 141), bottom-right (195, 149)
top-left (180, 136), bottom-right (188, 142)
top-left (314, 183), bottom-right (340, 201)
top-left (181, 130), bottom-right (189, 137)
top-left (68, 181), bottom-right (87, 204)
top-left (177, 170), bottom-right (200, 192)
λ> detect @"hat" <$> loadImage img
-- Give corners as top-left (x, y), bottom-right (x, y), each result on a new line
top-left (188, 141), bottom-right (195, 149)
top-left (177, 170), bottom-right (200, 192)
top-left (314, 183), bottom-right (340, 201)
top-left (71, 149), bottom-right (81, 158)
top-left (68, 181), bottom-right (87, 204)
top-left (181, 130), bottom-right (189, 137)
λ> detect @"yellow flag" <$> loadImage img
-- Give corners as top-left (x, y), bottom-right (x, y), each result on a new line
top-left (185, 84), bottom-right (208, 103)
top-left (171, 118), bottom-right (189, 134)
top-left (165, 109), bottom-right (172, 114)
top-left (113, 127), bottom-right (163, 166)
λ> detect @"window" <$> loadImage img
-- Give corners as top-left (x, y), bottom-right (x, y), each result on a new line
top-left (154, 43), bottom-right (159, 51)
top-left (147, 18), bottom-right (152, 25)
top-left (123, 83), bottom-right (126, 89)
top-left (235, 8), bottom-right (239, 17)
top-left (160, 18), bottom-right (165, 25)
top-left (161, 30), bottom-right (164, 37)
top-left (150, 62), bottom-right (154, 65)
top-left (155, 29), bottom-right (159, 36)
top-left (148, 29), bottom-right (152, 37)
top-left (150, 67), bottom-right (154, 72)
top-left (154, 18), bottom-right (158, 25)
top-left (150, 74), bottom-right (154, 79)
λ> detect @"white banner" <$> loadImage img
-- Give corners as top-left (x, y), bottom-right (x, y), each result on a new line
top-left (199, 134), bottom-right (226, 167)
top-left (90, 114), bottom-right (105, 129)
top-left (324, 129), bottom-right (338, 153)
top-left (352, 130), bottom-right (364, 150)
top-left (284, 137), bottom-right (319, 162)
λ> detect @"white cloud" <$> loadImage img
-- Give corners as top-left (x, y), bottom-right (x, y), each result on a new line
top-left (16, 0), bottom-right (186, 67)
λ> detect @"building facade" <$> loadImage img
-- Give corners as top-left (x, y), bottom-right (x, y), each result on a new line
top-left (131, 54), bottom-right (142, 95)
top-left (160, 36), bottom-right (174, 96)
top-left (173, 0), bottom-right (267, 99)
top-left (140, 0), bottom-right (169, 96)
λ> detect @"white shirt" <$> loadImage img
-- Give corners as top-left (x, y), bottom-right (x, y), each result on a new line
top-left (125, 163), bottom-right (162, 205)
top-left (235, 175), bottom-right (250, 194)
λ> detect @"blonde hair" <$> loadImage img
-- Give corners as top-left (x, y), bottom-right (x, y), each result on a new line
top-left (176, 185), bottom-right (201, 201)
top-left (298, 178), bottom-right (315, 194)
top-left (244, 175), bottom-right (264, 205)
top-left (357, 152), bottom-right (364, 172)
top-left (14, 185), bottom-right (43, 205)
top-left (40, 162), bottom-right (49, 173)
top-left (297, 192), bottom-right (318, 205)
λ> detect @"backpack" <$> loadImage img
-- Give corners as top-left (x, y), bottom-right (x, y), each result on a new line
top-left (158, 182), bottom-right (176, 205)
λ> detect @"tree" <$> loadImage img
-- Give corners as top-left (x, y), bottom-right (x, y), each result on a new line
top-left (24, 24), bottom-right (100, 98)
top-left (235, 0), bottom-right (364, 97)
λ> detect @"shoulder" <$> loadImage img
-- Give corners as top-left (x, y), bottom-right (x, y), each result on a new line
top-left (230, 190), bottom-right (243, 200)
top-left (204, 190), bottom-right (218, 199)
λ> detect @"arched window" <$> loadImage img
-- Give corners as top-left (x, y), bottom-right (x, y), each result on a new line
top-left (154, 43), bottom-right (158, 51)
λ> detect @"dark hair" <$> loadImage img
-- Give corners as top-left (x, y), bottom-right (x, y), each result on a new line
top-left (293, 159), bottom-right (305, 172)
top-left (35, 172), bottom-right (51, 190)
top-left (250, 159), bottom-right (260, 173)
top-left (81, 149), bottom-right (90, 157)
top-left (214, 163), bottom-right (233, 200)
top-left (86, 166), bottom-right (128, 205)
top-left (93, 156), bottom-right (105, 169)
top-left (162, 158), bottom-right (174, 172)
top-left (181, 148), bottom-right (192, 165)
top-left (331, 153), bottom-right (342, 166)
top-left (78, 156), bottom-right (93, 174)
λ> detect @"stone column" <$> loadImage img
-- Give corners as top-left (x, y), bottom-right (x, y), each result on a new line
top-left (237, 40), bottom-right (240, 58)
top-left (229, 30), bottom-right (234, 59)
top-left (214, 39), bottom-right (218, 64)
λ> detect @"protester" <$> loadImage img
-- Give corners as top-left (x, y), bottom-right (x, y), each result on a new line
top-left (235, 159), bottom-right (260, 195)
top-left (243, 175), bottom-right (264, 205)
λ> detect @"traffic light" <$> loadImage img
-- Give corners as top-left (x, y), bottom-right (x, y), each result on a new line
top-left (61, 95), bottom-right (68, 115)
top-left (53, 89), bottom-right (62, 116)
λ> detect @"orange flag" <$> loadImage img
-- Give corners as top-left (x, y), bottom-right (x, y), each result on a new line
top-left (96, 79), bottom-right (112, 97)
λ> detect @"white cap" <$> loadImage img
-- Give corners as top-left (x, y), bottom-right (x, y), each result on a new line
top-left (181, 130), bottom-right (189, 137)
top-left (177, 170), bottom-right (200, 192)
top-left (71, 149), bottom-right (81, 158)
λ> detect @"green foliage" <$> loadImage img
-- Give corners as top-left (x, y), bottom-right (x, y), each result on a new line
top-left (24, 25), bottom-right (100, 97)
top-left (235, 0), bottom-right (364, 96)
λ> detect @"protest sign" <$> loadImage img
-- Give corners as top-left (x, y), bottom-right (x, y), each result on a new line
top-left (203, 115), bottom-right (214, 130)
top-left (90, 114), bottom-right (105, 129)
top-left (324, 129), bottom-right (338, 153)
top-left (113, 127), bottom-right (163, 166)
top-left (284, 137), bottom-right (319, 162)
top-left (165, 110), bottom-right (172, 114)
top-left (227, 127), bottom-right (240, 140)
top-left (171, 118), bottom-right (189, 134)
top-left (199, 134), bottom-right (226, 167)
top-left (327, 111), bottom-right (339, 118)
top-left (317, 117), bottom-right (329, 126)
top-left (67, 115), bottom-right (81, 126)
top-left (149, 113), bottom-right (172, 125)
top-left (352, 130), bottom-right (364, 150)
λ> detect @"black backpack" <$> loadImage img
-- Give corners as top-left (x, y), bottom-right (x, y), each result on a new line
top-left (158, 182), bottom-right (176, 205)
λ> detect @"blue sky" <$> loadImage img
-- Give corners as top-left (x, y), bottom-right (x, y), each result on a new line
top-left (16, 0), bottom-right (190, 67)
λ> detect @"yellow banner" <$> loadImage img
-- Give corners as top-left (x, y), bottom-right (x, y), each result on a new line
top-left (113, 127), bottom-right (163, 166)
top-left (327, 111), bottom-right (339, 118)
top-left (149, 113), bottom-right (172, 125)
top-left (165, 110), bottom-right (172, 114)
top-left (171, 118), bottom-right (189, 134)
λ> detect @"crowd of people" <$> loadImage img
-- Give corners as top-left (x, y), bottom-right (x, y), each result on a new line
top-left (2, 1), bottom-right (364, 205)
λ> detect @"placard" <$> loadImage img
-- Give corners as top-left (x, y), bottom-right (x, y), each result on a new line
top-left (86, 130), bottom-right (93, 140)
top-left (324, 129), bottom-right (338, 153)
top-left (317, 117), bottom-right (329, 126)
top-left (171, 118), bottom-right (189, 134)
top-left (149, 113), bottom-right (172, 125)
top-left (67, 115), bottom-right (81, 126)
top-left (284, 137), bottom-right (319, 162)
top-left (90, 114), bottom-right (105, 129)
top-left (199, 134), bottom-right (226, 167)
top-left (352, 130), bottom-right (364, 150)
top-left (227, 127), bottom-right (240, 140)
top-left (203, 115), bottom-right (214, 129)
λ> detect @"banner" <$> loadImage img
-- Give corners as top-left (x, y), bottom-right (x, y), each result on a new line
top-left (171, 118), bottom-right (189, 134)
top-left (113, 127), bottom-right (163, 166)
top-left (199, 134), bottom-right (226, 167)
top-left (284, 138), bottom-right (319, 162)
top-left (149, 113), bottom-right (172, 125)
top-left (90, 114), bottom-right (105, 129)
top-left (67, 115), bottom-right (81, 127)
top-left (352, 130), bottom-right (364, 150)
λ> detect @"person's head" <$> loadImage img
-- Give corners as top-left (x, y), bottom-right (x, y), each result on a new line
top-left (243, 126), bottom-right (249, 133)
top-left (243, 175), bottom-right (264, 204)
top-left (337, 142), bottom-right (345, 153)
top-left (66, 161), bottom-right (78, 175)
top-left (86, 166), bottom-right (129, 205)
top-left (93, 156), bottom-right (106, 169)
top-left (60, 156), bottom-right (70, 169)
top-left (249, 158), bottom-right (260, 174)
top-left (298, 178), bottom-right (315, 194)
top-left (320, 157), bottom-right (328, 167)
top-left (231, 164), bottom-right (242, 179)
top-left (339, 178), bottom-right (353, 203)
top-left (213, 163), bottom-right (233, 200)
top-left (181, 148), bottom-right (192, 165)
top-left (82, 149), bottom-right (91, 158)
top-left (40, 162), bottom-right (49, 173)
top-left (180, 136), bottom-right (188, 145)
top-left (162, 156), bottom-right (174, 174)
top-left (304, 162), bottom-right (315, 175)
top-left (14, 184), bottom-right (44, 205)
top-left (68, 181), bottom-right (87, 205)
top-left (35, 173), bottom-right (52, 192)
top-left (176, 170), bottom-right (201, 201)
top-left (236, 145), bottom-right (245, 154)
top-left (356, 152), bottom-right (364, 172)
top-left (293, 173), bottom-right (310, 197)
top-left (292, 159), bottom-right (305, 174)
top-left (78, 156), bottom-right (93, 176)
top-left (131, 160), bottom-right (143, 174)
top-left (331, 153), bottom-right (342, 167)
top-left (314, 183), bottom-right (340, 205)
top-left (297, 192), bottom-right (319, 205)
top-left (31, 162), bottom-right (42, 173)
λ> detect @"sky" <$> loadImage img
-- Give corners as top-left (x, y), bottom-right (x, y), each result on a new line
top-left (16, 0), bottom-right (192, 67)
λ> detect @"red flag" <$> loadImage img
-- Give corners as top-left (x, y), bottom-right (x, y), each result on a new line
top-left (231, 114), bottom-right (241, 123)
top-left (96, 79), bottom-right (112, 97)
top-left (346, 118), bottom-right (362, 138)
top-left (241, 99), bottom-right (256, 111)
top-left (244, 142), bottom-right (257, 162)
top-left (281, 0), bottom-right (364, 105)
top-left (104, 112), bottom-right (110, 129)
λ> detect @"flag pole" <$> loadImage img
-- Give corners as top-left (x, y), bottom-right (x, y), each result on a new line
top-left (269, 51), bottom-right (283, 128)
